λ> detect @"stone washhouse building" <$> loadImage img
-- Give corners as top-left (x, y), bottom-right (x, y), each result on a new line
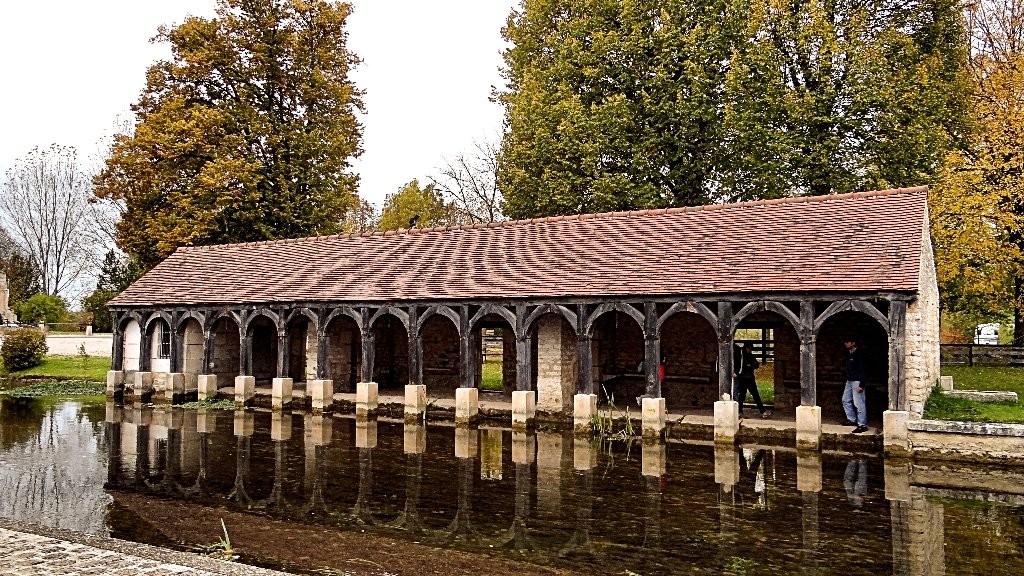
top-left (106, 187), bottom-right (939, 452)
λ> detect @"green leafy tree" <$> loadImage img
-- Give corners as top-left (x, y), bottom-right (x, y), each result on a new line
top-left (0, 328), bottom-right (48, 372)
top-left (496, 0), bottom-right (970, 218)
top-left (93, 0), bottom-right (364, 269)
top-left (378, 179), bottom-right (459, 231)
top-left (17, 293), bottom-right (68, 325)
top-left (0, 227), bottom-right (41, 310)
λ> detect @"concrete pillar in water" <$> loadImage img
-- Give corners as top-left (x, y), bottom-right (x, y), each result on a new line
top-left (455, 387), bottom-right (479, 425)
top-left (642, 441), bottom-right (667, 478)
top-left (164, 373), bottom-right (185, 403)
top-left (308, 379), bottom-right (334, 412)
top-left (197, 374), bottom-right (217, 401)
top-left (356, 381), bottom-right (378, 416)
top-left (106, 370), bottom-right (124, 396)
top-left (573, 393), bottom-right (597, 435)
top-left (405, 384), bottom-right (426, 423)
top-left (234, 375), bottom-right (255, 406)
top-left (713, 398), bottom-right (739, 444)
top-left (642, 397), bottom-right (666, 439)
top-left (405, 422), bottom-right (426, 455)
top-left (272, 377), bottom-right (293, 409)
top-left (511, 390), bottom-right (536, 430)
top-left (535, 431), bottom-right (564, 515)
top-left (795, 405), bottom-right (822, 451)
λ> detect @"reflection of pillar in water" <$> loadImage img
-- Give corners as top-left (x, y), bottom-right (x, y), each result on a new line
top-left (351, 417), bottom-right (377, 524)
top-left (889, 461), bottom-right (944, 576)
top-left (535, 431), bottom-right (563, 516)
top-left (303, 415), bottom-right (331, 513)
top-left (716, 445), bottom-right (739, 561)
top-left (263, 413), bottom-right (292, 509)
top-left (150, 408), bottom-right (168, 473)
top-left (500, 431), bottom-right (535, 550)
top-left (229, 410), bottom-right (254, 504)
top-left (479, 428), bottom-right (503, 481)
top-left (393, 422), bottom-right (426, 532)
top-left (794, 450), bottom-right (822, 574)
top-left (641, 445), bottom-right (664, 567)
top-left (448, 428), bottom-right (478, 542)
top-left (104, 401), bottom-right (123, 487)
top-left (157, 426), bottom-right (183, 495)
top-left (560, 437), bottom-right (597, 557)
top-left (179, 409), bottom-right (199, 477)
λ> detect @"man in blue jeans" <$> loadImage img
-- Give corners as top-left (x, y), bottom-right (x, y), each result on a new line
top-left (843, 339), bottom-right (868, 433)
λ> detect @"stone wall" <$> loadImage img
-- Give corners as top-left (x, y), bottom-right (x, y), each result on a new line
top-left (904, 218), bottom-right (941, 415)
top-left (535, 315), bottom-right (577, 413)
top-left (660, 313), bottom-right (718, 411)
top-left (211, 320), bottom-right (240, 385)
top-left (421, 315), bottom-right (460, 395)
top-left (908, 419), bottom-right (1024, 464)
top-left (326, 319), bottom-right (359, 391)
top-left (372, 318), bottom-right (408, 392)
top-left (181, 320), bottom-right (203, 377)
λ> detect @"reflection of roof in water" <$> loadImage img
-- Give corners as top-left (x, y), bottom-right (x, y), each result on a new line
top-left (111, 187), bottom-right (929, 307)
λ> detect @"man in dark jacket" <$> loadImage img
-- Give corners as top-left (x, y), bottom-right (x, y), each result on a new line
top-left (842, 339), bottom-right (868, 433)
top-left (733, 343), bottom-right (771, 418)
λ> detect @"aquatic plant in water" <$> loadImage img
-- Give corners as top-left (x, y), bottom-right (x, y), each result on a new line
top-left (0, 379), bottom-right (105, 397)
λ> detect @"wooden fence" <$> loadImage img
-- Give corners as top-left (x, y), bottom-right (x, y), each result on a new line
top-left (940, 344), bottom-right (1024, 367)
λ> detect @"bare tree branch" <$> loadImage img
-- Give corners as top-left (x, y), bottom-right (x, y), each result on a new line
top-left (432, 138), bottom-right (504, 224)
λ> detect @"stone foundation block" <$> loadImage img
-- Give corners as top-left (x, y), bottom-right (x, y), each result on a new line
top-left (197, 374), bottom-right (217, 401)
top-left (511, 390), bottom-right (536, 430)
top-left (404, 423), bottom-right (426, 454)
top-left (106, 370), bottom-right (124, 396)
top-left (309, 379), bottom-right (334, 411)
top-left (233, 410), bottom-right (254, 437)
top-left (713, 399), bottom-right (739, 444)
top-left (573, 393), bottom-right (598, 435)
top-left (271, 412), bottom-right (292, 442)
top-left (455, 427), bottom-right (478, 459)
top-left (796, 405), bottom-right (822, 451)
top-left (573, 437), bottom-right (598, 471)
top-left (356, 381), bottom-right (378, 416)
top-left (272, 377), bottom-right (293, 409)
top-left (130, 371), bottom-right (153, 397)
top-left (884, 459), bottom-right (912, 502)
top-left (512, 431), bottom-right (536, 464)
top-left (165, 373), bottom-right (185, 402)
top-left (405, 384), bottom-right (427, 422)
top-left (356, 418), bottom-right (377, 449)
top-left (939, 375), bottom-right (954, 392)
top-left (642, 397), bottom-right (666, 439)
top-left (883, 410), bottom-right (911, 457)
top-left (234, 375), bottom-right (255, 406)
top-left (642, 441), bottom-right (666, 477)
top-left (305, 414), bottom-right (332, 446)
top-left (455, 387), bottom-right (479, 425)
top-left (947, 390), bottom-right (1019, 402)
top-left (714, 446), bottom-right (740, 487)
top-left (183, 373), bottom-right (198, 392)
top-left (796, 451), bottom-right (822, 492)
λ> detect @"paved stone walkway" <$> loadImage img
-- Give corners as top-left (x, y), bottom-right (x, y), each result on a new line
top-left (0, 522), bottom-right (294, 576)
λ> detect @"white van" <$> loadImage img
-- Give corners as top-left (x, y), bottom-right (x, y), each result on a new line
top-left (975, 323), bottom-right (1000, 345)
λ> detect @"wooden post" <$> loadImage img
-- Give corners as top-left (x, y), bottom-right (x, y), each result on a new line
top-left (888, 300), bottom-right (907, 411)
top-left (460, 306), bottom-right (475, 389)
top-left (169, 314), bottom-right (182, 373)
top-left (277, 330), bottom-right (289, 378)
top-left (644, 302), bottom-right (660, 398)
top-left (140, 326), bottom-right (152, 372)
top-left (202, 328), bottom-right (214, 373)
top-left (360, 332), bottom-right (375, 382)
top-left (240, 334), bottom-right (253, 376)
top-left (112, 326), bottom-right (125, 371)
top-left (577, 304), bottom-right (593, 395)
top-left (717, 302), bottom-right (734, 398)
top-left (800, 301), bottom-right (817, 407)
top-left (515, 305), bottom-right (532, 392)
top-left (407, 306), bottom-right (422, 386)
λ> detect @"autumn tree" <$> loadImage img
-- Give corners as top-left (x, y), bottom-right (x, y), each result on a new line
top-left (497, 0), bottom-right (970, 218)
top-left (341, 196), bottom-right (379, 233)
top-left (378, 179), bottom-right (459, 231)
top-left (94, 0), bottom-right (364, 269)
top-left (1, 145), bottom-right (97, 298)
top-left (932, 0), bottom-right (1024, 343)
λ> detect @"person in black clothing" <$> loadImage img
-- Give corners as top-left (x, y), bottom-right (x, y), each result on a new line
top-left (842, 339), bottom-right (868, 433)
top-left (733, 343), bottom-right (772, 418)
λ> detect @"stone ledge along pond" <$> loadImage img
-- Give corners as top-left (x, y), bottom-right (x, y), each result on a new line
top-left (1, 397), bottom-right (1023, 576)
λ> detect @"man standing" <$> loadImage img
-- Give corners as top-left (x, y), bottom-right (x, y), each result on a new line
top-left (733, 343), bottom-right (772, 418)
top-left (843, 339), bottom-right (868, 433)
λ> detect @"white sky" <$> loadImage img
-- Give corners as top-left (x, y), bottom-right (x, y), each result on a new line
top-left (0, 0), bottom-right (516, 207)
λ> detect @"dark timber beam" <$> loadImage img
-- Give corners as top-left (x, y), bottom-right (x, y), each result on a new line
top-left (577, 303), bottom-right (593, 395)
top-left (515, 304), bottom-right (532, 392)
top-left (644, 302), bottom-right (660, 398)
top-left (277, 329), bottom-right (289, 379)
top-left (799, 301), bottom-right (817, 406)
top-left (717, 302), bottom-right (734, 398)
top-left (888, 301), bottom-right (907, 411)
top-left (407, 306), bottom-right (423, 386)
top-left (360, 307), bottom-right (375, 383)
top-left (460, 306), bottom-right (474, 389)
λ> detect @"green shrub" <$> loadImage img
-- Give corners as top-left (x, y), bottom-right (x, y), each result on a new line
top-left (17, 293), bottom-right (67, 325)
top-left (1, 328), bottom-right (48, 371)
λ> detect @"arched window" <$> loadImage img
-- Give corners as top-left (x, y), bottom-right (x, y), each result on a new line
top-left (157, 321), bottom-right (171, 359)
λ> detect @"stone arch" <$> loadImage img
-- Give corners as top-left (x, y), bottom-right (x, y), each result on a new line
top-left (144, 311), bottom-right (173, 333)
top-left (246, 313), bottom-right (279, 383)
top-left (205, 309), bottom-right (242, 333)
top-left (285, 307), bottom-right (320, 332)
top-left (145, 314), bottom-right (173, 374)
top-left (178, 316), bottom-right (204, 381)
top-left (243, 309), bottom-right (281, 335)
top-left (529, 310), bottom-right (579, 413)
top-left (117, 311), bottom-right (144, 333)
top-left (122, 317), bottom-right (142, 372)
top-left (583, 302), bottom-right (644, 338)
top-left (419, 310), bottom-right (462, 396)
top-left (208, 313), bottom-right (242, 385)
top-left (733, 308), bottom-right (802, 418)
top-left (371, 310), bottom-right (409, 391)
top-left (175, 310), bottom-right (206, 334)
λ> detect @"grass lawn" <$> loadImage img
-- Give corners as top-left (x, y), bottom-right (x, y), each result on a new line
top-left (923, 365), bottom-right (1024, 423)
top-left (754, 363), bottom-right (775, 404)
top-left (3, 356), bottom-right (111, 382)
top-left (481, 359), bottom-right (503, 391)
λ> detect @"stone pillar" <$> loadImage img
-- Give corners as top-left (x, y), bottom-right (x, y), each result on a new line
top-left (512, 390), bottom-right (536, 430)
top-left (713, 398), bottom-right (739, 444)
top-left (272, 377), bottom-right (293, 409)
top-left (535, 315), bottom-right (576, 414)
top-left (130, 371), bottom-right (154, 400)
top-left (234, 375), bottom-right (255, 406)
top-left (455, 387), bottom-right (479, 425)
top-left (165, 372), bottom-right (185, 403)
top-left (796, 405), bottom-right (822, 451)
top-left (309, 379), bottom-right (334, 412)
top-left (642, 397), bottom-right (666, 439)
top-left (197, 374), bottom-right (218, 401)
top-left (356, 381), bottom-right (378, 416)
top-left (883, 410), bottom-right (911, 457)
top-left (573, 393), bottom-right (598, 435)
top-left (405, 384), bottom-right (427, 423)
top-left (642, 441), bottom-right (667, 478)
top-left (106, 370), bottom-right (125, 396)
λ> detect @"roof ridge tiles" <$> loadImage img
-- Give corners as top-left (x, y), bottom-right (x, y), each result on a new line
top-left (164, 186), bottom-right (926, 256)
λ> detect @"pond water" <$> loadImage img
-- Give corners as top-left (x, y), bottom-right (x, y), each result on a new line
top-left (1, 397), bottom-right (1023, 575)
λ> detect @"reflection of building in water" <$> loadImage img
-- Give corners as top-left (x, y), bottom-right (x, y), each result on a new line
top-left (479, 428), bottom-right (503, 481)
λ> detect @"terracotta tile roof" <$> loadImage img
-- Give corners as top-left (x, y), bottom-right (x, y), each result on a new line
top-left (110, 187), bottom-right (929, 307)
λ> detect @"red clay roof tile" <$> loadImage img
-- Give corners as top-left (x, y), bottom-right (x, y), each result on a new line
top-left (109, 187), bottom-right (928, 307)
